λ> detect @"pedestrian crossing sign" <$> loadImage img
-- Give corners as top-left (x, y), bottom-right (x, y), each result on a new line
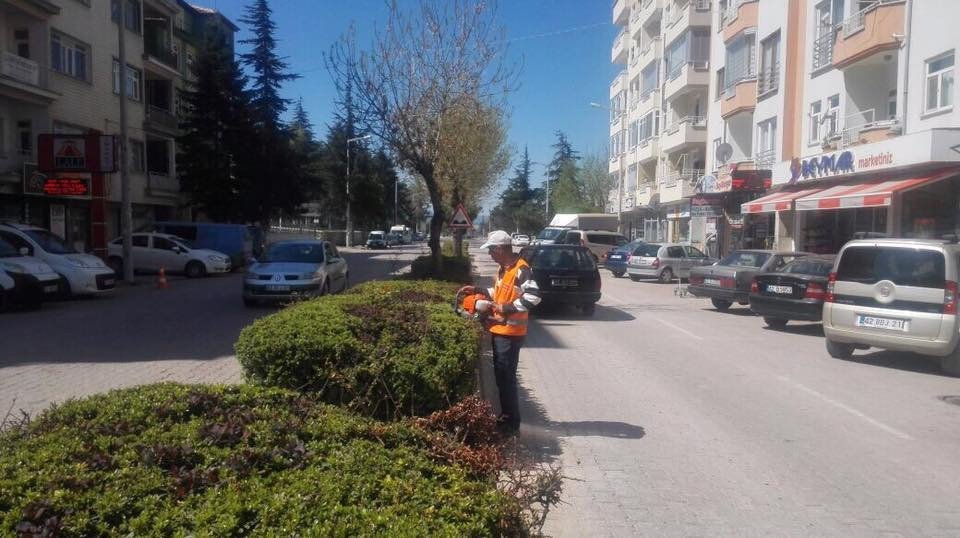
top-left (448, 204), bottom-right (473, 229)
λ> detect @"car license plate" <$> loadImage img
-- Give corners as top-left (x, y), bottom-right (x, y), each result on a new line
top-left (43, 285), bottom-right (58, 293)
top-left (608, 255), bottom-right (622, 260)
top-left (551, 279), bottom-right (579, 287)
top-left (856, 315), bottom-right (908, 331)
top-left (704, 278), bottom-right (721, 287)
top-left (265, 285), bottom-right (290, 292)
top-left (767, 285), bottom-right (793, 295)
top-left (102, 279), bottom-right (114, 287)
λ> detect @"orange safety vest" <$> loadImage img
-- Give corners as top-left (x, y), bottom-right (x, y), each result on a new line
top-left (488, 258), bottom-right (530, 337)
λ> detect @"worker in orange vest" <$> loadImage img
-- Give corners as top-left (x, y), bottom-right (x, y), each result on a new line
top-left (464, 230), bottom-right (541, 434)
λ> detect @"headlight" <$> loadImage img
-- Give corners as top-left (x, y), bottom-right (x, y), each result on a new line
top-left (3, 263), bottom-right (26, 273)
top-left (67, 257), bottom-right (91, 268)
top-left (301, 272), bottom-right (318, 280)
top-left (207, 255), bottom-right (225, 262)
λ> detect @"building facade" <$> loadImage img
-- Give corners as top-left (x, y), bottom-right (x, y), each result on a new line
top-left (610, 0), bottom-right (960, 257)
top-left (0, 0), bottom-right (235, 253)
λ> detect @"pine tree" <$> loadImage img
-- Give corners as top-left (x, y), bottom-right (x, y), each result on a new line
top-left (177, 29), bottom-right (254, 222)
top-left (500, 146), bottom-right (532, 212)
top-left (546, 131), bottom-right (585, 214)
top-left (239, 0), bottom-right (298, 130)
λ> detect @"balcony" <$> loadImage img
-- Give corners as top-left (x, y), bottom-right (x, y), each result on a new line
top-left (637, 88), bottom-right (660, 116)
top-left (665, 0), bottom-right (712, 41)
top-left (613, 0), bottom-right (629, 25)
top-left (753, 147), bottom-right (777, 168)
top-left (664, 62), bottom-right (710, 100)
top-left (756, 62), bottom-right (779, 98)
top-left (720, 76), bottom-right (757, 119)
top-left (638, 0), bottom-right (663, 28)
top-left (145, 105), bottom-right (180, 135)
top-left (636, 136), bottom-right (660, 164)
top-left (144, 26), bottom-right (180, 74)
top-left (660, 116), bottom-right (707, 152)
top-left (723, 0), bottom-right (758, 43)
top-left (833, 0), bottom-right (905, 69)
top-left (658, 169), bottom-right (701, 202)
top-left (0, 51), bottom-right (59, 103)
top-left (837, 109), bottom-right (899, 148)
top-left (0, 149), bottom-right (34, 184)
top-left (610, 69), bottom-right (627, 97)
top-left (147, 172), bottom-right (180, 196)
top-left (612, 29), bottom-right (629, 64)
top-left (636, 182), bottom-right (657, 207)
top-left (811, 31), bottom-right (835, 72)
top-left (638, 36), bottom-right (663, 66)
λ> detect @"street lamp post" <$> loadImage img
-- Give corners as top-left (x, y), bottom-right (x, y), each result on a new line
top-left (345, 134), bottom-right (372, 247)
top-left (590, 102), bottom-right (627, 236)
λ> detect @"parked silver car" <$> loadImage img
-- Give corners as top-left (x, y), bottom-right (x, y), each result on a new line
top-left (626, 243), bottom-right (715, 283)
top-left (822, 238), bottom-right (960, 376)
top-left (243, 240), bottom-right (349, 306)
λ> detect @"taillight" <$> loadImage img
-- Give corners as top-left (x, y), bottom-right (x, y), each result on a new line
top-left (825, 272), bottom-right (837, 303)
top-left (690, 275), bottom-right (703, 285)
top-left (720, 277), bottom-right (735, 288)
top-left (652, 257), bottom-right (660, 269)
top-left (805, 282), bottom-right (826, 301)
top-left (945, 280), bottom-right (958, 315)
top-left (750, 279), bottom-right (759, 293)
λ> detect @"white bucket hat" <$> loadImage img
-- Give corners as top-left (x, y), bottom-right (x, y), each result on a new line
top-left (481, 230), bottom-right (513, 249)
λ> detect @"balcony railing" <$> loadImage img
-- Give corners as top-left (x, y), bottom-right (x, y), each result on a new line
top-left (841, 0), bottom-right (899, 38)
top-left (753, 147), bottom-right (777, 167)
top-left (838, 108), bottom-right (891, 147)
top-left (147, 172), bottom-right (180, 193)
top-left (722, 73), bottom-right (755, 97)
top-left (812, 30), bottom-right (835, 71)
top-left (757, 62), bottom-right (779, 96)
top-left (1, 51), bottom-right (57, 94)
top-left (0, 149), bottom-right (34, 178)
top-left (660, 168), bottom-right (704, 187)
top-left (146, 105), bottom-right (179, 131)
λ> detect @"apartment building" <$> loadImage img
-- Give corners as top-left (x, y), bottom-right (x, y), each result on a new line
top-left (609, 0), bottom-right (713, 243)
top-left (0, 0), bottom-right (235, 253)
top-left (703, 0), bottom-right (960, 255)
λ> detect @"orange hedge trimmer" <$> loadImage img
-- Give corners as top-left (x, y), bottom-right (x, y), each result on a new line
top-left (454, 286), bottom-right (502, 323)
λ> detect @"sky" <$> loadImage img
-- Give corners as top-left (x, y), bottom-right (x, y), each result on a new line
top-left (207, 0), bottom-right (619, 216)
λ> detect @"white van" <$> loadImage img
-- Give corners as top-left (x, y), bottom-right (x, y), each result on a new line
top-left (559, 230), bottom-right (629, 263)
top-left (0, 222), bottom-right (116, 296)
top-left (390, 225), bottom-right (412, 244)
top-left (0, 236), bottom-right (62, 301)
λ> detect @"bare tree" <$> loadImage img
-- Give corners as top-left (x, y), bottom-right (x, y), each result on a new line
top-left (580, 153), bottom-right (618, 213)
top-left (327, 0), bottom-right (517, 267)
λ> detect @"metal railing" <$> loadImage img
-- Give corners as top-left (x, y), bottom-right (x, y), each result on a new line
top-left (660, 168), bottom-right (704, 187)
top-left (1, 51), bottom-right (58, 93)
top-left (147, 172), bottom-right (180, 193)
top-left (679, 115), bottom-right (707, 126)
top-left (839, 108), bottom-right (877, 147)
top-left (757, 62), bottom-right (779, 96)
top-left (812, 30), bottom-right (835, 71)
top-left (146, 105), bottom-right (179, 131)
top-left (693, 0), bottom-right (712, 10)
top-left (722, 73), bottom-right (756, 96)
top-left (722, 0), bottom-right (741, 26)
top-left (842, 0), bottom-right (898, 38)
top-left (754, 147), bottom-right (777, 167)
top-left (0, 149), bottom-right (34, 178)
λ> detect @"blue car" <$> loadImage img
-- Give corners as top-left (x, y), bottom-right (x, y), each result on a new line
top-left (604, 239), bottom-right (645, 278)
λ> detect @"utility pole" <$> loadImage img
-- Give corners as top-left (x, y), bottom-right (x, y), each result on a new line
top-left (394, 177), bottom-right (398, 225)
top-left (345, 134), bottom-right (371, 247)
top-left (118, 0), bottom-right (133, 283)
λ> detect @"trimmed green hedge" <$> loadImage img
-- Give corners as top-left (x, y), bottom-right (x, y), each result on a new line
top-left (0, 384), bottom-right (514, 536)
top-left (235, 280), bottom-right (479, 419)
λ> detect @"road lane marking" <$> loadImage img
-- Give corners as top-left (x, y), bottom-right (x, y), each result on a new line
top-left (777, 375), bottom-right (914, 441)
top-left (657, 319), bottom-right (704, 341)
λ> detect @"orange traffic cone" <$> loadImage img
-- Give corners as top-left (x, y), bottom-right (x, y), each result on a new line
top-left (157, 267), bottom-right (169, 289)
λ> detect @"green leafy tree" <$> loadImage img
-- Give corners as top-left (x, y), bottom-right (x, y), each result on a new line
top-left (546, 131), bottom-right (586, 214)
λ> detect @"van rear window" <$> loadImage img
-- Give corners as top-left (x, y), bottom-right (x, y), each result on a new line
top-left (836, 247), bottom-right (945, 288)
top-left (530, 248), bottom-right (596, 271)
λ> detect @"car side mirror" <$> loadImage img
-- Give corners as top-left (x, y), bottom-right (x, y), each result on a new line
top-left (18, 247), bottom-right (29, 256)
top-left (172, 246), bottom-right (182, 253)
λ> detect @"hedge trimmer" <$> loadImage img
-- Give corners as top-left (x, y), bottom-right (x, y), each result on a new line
top-left (454, 286), bottom-right (498, 323)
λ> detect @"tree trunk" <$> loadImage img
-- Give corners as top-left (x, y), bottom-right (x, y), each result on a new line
top-left (453, 228), bottom-right (464, 257)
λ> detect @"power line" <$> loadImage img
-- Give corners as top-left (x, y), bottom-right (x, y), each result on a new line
top-left (494, 21), bottom-right (609, 44)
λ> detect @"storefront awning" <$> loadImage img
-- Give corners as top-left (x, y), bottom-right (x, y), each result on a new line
top-left (741, 188), bottom-right (824, 214)
top-left (794, 170), bottom-right (959, 211)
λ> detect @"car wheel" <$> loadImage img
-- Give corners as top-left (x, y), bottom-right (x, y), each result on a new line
top-left (185, 261), bottom-right (206, 278)
top-left (763, 317), bottom-right (788, 329)
top-left (243, 297), bottom-right (258, 308)
top-left (582, 303), bottom-right (596, 317)
top-left (612, 270), bottom-right (625, 278)
top-left (940, 344), bottom-right (960, 377)
top-left (711, 298), bottom-right (732, 311)
top-left (319, 279), bottom-right (330, 297)
top-left (58, 277), bottom-right (72, 299)
top-left (825, 338), bottom-right (855, 359)
top-left (659, 268), bottom-right (674, 284)
top-left (342, 273), bottom-right (350, 292)
top-left (0, 289), bottom-right (8, 313)
top-left (107, 256), bottom-right (123, 275)
top-left (629, 274), bottom-right (641, 282)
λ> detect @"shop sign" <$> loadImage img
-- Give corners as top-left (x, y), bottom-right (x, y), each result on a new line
top-left (788, 150), bottom-right (856, 183)
top-left (690, 196), bottom-right (722, 217)
top-left (728, 215), bottom-right (744, 228)
top-left (667, 204), bottom-right (690, 219)
top-left (50, 205), bottom-right (66, 239)
top-left (43, 177), bottom-right (89, 196)
top-left (37, 134), bottom-right (118, 173)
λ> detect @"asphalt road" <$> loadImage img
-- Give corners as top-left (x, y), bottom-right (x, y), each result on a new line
top-left (0, 242), bottom-right (427, 418)
top-left (470, 250), bottom-right (960, 537)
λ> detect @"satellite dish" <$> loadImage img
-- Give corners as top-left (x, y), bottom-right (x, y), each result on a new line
top-left (716, 143), bottom-right (733, 164)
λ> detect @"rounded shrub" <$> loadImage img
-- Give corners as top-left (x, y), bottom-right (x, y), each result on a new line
top-left (0, 384), bottom-right (515, 536)
top-left (235, 280), bottom-right (480, 419)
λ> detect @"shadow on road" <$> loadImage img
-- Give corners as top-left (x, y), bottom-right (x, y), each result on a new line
top-left (762, 323), bottom-right (824, 337)
top-left (534, 304), bottom-right (635, 322)
top-left (840, 349), bottom-right (952, 377)
top-left (704, 306), bottom-right (756, 316)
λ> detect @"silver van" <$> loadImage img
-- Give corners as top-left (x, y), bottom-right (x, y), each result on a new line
top-left (626, 242), bottom-right (715, 283)
top-left (560, 230), bottom-right (628, 263)
top-left (822, 238), bottom-right (960, 376)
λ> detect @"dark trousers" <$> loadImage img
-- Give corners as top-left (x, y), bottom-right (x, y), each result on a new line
top-left (491, 334), bottom-right (525, 429)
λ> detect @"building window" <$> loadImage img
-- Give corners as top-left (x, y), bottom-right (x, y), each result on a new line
top-left (146, 138), bottom-right (171, 175)
top-left (812, 0), bottom-right (843, 72)
top-left (640, 61), bottom-right (658, 100)
top-left (665, 29), bottom-right (709, 80)
top-left (17, 120), bottom-right (32, 155)
top-left (758, 31), bottom-right (780, 96)
top-left (826, 94), bottom-right (840, 137)
top-left (888, 89), bottom-right (897, 119)
top-left (724, 32), bottom-right (756, 92)
top-left (112, 59), bottom-right (142, 101)
top-left (925, 51), bottom-right (954, 114)
top-left (111, 0), bottom-right (142, 33)
top-left (50, 32), bottom-right (89, 81)
top-left (629, 120), bottom-right (639, 148)
top-left (715, 68), bottom-right (725, 100)
top-left (14, 28), bottom-right (30, 58)
top-left (756, 117), bottom-right (777, 165)
top-left (809, 101), bottom-right (823, 143)
top-left (638, 110), bottom-right (659, 141)
top-left (130, 140), bottom-right (145, 172)
top-left (627, 164), bottom-right (638, 192)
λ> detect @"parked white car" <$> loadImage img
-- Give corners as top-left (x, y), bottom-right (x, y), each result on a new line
top-left (0, 237), bottom-right (63, 301)
top-left (0, 223), bottom-right (116, 296)
top-left (513, 234), bottom-right (531, 246)
top-left (108, 233), bottom-right (232, 278)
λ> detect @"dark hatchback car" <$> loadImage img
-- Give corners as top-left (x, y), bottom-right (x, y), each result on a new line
top-left (749, 255), bottom-right (836, 328)
top-left (604, 239), bottom-right (644, 278)
top-left (688, 250), bottom-right (811, 311)
top-left (521, 245), bottom-right (602, 316)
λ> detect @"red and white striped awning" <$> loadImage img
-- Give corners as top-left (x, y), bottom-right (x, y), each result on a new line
top-left (794, 170), bottom-right (959, 211)
top-left (741, 187), bottom-right (824, 214)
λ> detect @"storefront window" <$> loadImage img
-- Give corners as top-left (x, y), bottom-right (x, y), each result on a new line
top-left (901, 178), bottom-right (960, 239)
top-left (802, 208), bottom-right (887, 254)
